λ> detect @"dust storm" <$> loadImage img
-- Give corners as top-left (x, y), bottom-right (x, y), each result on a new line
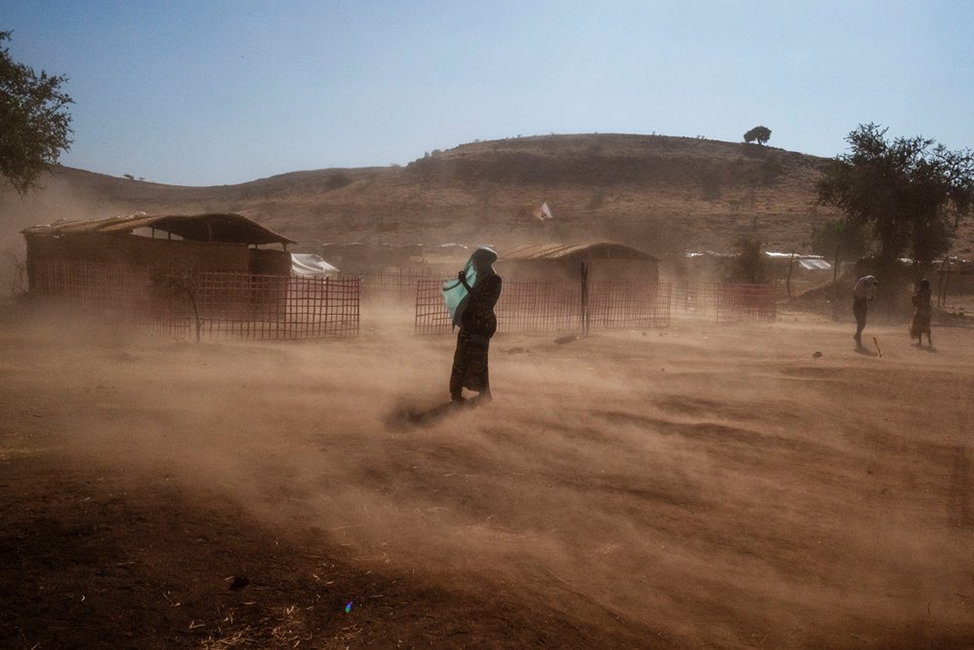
top-left (2, 302), bottom-right (972, 648)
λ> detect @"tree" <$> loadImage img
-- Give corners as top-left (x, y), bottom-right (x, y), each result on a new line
top-left (817, 123), bottom-right (974, 270)
top-left (810, 217), bottom-right (867, 271)
top-left (0, 31), bottom-right (73, 194)
top-left (810, 217), bottom-right (868, 318)
top-left (743, 125), bottom-right (771, 145)
top-left (730, 236), bottom-right (766, 284)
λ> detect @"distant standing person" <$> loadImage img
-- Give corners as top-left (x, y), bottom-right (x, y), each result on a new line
top-left (910, 279), bottom-right (933, 347)
top-left (852, 275), bottom-right (878, 348)
top-left (448, 248), bottom-right (502, 404)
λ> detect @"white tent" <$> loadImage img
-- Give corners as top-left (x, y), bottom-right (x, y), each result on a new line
top-left (765, 252), bottom-right (832, 271)
top-left (291, 253), bottom-right (339, 277)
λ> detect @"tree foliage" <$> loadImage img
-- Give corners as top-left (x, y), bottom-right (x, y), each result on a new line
top-left (817, 123), bottom-right (974, 266)
top-left (0, 31), bottom-right (73, 194)
top-left (809, 217), bottom-right (867, 263)
top-left (730, 236), bottom-right (766, 284)
top-left (743, 126), bottom-right (771, 145)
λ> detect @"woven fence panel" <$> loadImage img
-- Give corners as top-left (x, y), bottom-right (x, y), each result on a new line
top-left (588, 281), bottom-right (671, 329)
top-left (650, 281), bottom-right (673, 328)
top-left (496, 280), bottom-right (583, 333)
top-left (715, 283), bottom-right (777, 323)
top-left (31, 262), bottom-right (165, 330)
top-left (414, 279), bottom-right (670, 335)
top-left (671, 281), bottom-right (720, 315)
top-left (287, 276), bottom-right (360, 338)
top-left (30, 262), bottom-right (360, 340)
top-left (415, 279), bottom-right (452, 335)
top-left (192, 272), bottom-right (286, 340)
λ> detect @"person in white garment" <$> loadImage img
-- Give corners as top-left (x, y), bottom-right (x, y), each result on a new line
top-left (852, 275), bottom-right (878, 348)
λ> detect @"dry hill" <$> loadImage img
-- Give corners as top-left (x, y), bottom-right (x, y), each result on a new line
top-left (3, 133), bottom-right (972, 284)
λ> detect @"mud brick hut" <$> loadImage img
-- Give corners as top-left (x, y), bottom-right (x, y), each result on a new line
top-left (497, 242), bottom-right (659, 284)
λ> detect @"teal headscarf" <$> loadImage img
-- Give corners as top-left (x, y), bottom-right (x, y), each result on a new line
top-left (442, 247), bottom-right (497, 327)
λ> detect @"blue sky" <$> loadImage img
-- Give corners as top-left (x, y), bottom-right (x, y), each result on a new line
top-left (4, 0), bottom-right (973, 186)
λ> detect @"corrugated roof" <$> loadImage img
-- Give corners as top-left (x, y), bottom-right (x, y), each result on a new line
top-left (22, 213), bottom-right (296, 246)
top-left (797, 258), bottom-right (831, 271)
top-left (762, 252), bottom-right (832, 271)
top-left (500, 242), bottom-right (656, 262)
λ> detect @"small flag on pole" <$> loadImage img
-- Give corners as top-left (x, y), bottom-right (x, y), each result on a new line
top-left (533, 202), bottom-right (554, 221)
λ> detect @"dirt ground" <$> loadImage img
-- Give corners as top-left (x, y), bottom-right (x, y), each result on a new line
top-left (2, 304), bottom-right (973, 649)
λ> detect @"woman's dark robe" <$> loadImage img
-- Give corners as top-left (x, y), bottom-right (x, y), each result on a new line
top-left (450, 273), bottom-right (502, 398)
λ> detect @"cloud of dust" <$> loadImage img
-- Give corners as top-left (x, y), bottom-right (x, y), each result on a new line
top-left (9, 309), bottom-right (974, 646)
top-left (0, 173), bottom-right (130, 297)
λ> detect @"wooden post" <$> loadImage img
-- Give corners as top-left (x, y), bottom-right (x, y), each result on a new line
top-left (786, 251), bottom-right (796, 300)
top-left (832, 244), bottom-right (840, 321)
top-left (580, 261), bottom-right (589, 335)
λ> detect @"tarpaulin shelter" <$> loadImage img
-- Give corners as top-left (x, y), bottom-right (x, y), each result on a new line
top-left (291, 253), bottom-right (339, 277)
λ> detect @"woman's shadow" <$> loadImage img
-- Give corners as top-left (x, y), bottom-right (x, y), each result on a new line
top-left (385, 397), bottom-right (487, 431)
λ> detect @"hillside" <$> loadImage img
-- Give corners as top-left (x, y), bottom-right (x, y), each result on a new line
top-left (3, 133), bottom-right (972, 280)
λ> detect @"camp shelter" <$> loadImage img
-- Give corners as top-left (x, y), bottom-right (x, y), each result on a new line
top-left (764, 252), bottom-right (834, 292)
top-left (497, 242), bottom-right (659, 285)
top-left (683, 251), bottom-right (735, 282)
top-left (291, 253), bottom-right (339, 277)
top-left (22, 212), bottom-right (296, 288)
top-left (764, 252), bottom-right (831, 275)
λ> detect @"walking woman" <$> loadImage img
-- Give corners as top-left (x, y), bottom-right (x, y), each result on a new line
top-left (852, 274), bottom-right (878, 348)
top-left (445, 247), bottom-right (502, 404)
top-left (910, 279), bottom-right (933, 347)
